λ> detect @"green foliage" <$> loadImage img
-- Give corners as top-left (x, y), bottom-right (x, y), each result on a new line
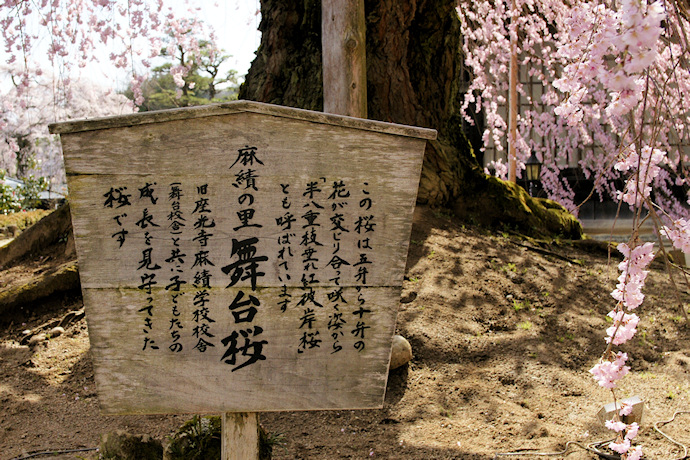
top-left (166, 415), bottom-right (279, 460)
top-left (0, 209), bottom-right (50, 229)
top-left (166, 415), bottom-right (222, 460)
top-left (512, 299), bottom-right (530, 311)
top-left (0, 171), bottom-right (21, 214)
top-left (432, 208), bottom-right (454, 220)
top-left (501, 262), bottom-right (517, 273)
top-left (19, 175), bottom-right (48, 210)
top-left (0, 170), bottom-right (48, 214)
top-left (125, 35), bottom-right (239, 111)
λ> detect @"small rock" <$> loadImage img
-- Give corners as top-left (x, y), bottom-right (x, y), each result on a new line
top-left (48, 326), bottom-right (65, 338)
top-left (390, 335), bottom-right (413, 370)
top-left (28, 334), bottom-right (47, 348)
top-left (101, 431), bottom-right (162, 460)
top-left (22, 329), bottom-right (32, 336)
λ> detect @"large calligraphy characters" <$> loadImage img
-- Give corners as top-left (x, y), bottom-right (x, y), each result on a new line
top-left (220, 146), bottom-right (269, 371)
top-left (102, 145), bottom-right (379, 371)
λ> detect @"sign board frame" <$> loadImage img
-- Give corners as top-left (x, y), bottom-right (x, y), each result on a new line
top-left (50, 100), bottom-right (436, 415)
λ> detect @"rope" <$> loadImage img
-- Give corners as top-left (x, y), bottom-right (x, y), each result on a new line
top-left (493, 439), bottom-right (619, 459)
top-left (9, 447), bottom-right (98, 460)
top-left (654, 410), bottom-right (690, 460)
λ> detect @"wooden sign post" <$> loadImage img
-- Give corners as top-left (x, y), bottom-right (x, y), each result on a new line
top-left (322, 0), bottom-right (367, 118)
top-left (50, 101), bottom-right (435, 459)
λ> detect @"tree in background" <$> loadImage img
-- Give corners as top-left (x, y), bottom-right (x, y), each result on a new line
top-left (124, 25), bottom-right (239, 111)
top-left (0, 71), bottom-right (134, 197)
top-left (239, 0), bottom-right (582, 238)
top-left (0, 1), bottom-right (236, 200)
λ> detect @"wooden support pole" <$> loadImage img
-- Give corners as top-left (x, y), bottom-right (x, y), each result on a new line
top-left (222, 412), bottom-right (259, 460)
top-left (508, 0), bottom-right (518, 183)
top-left (220, 4), bottom-right (367, 458)
top-left (322, 0), bottom-right (367, 118)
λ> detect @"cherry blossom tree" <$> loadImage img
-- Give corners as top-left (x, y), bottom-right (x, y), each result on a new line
top-left (460, 0), bottom-right (690, 457)
top-left (0, 67), bottom-right (135, 184)
top-left (458, 0), bottom-right (690, 220)
top-left (0, 0), bottom-right (225, 190)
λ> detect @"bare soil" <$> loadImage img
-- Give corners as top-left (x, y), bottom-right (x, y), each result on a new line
top-left (1, 206), bottom-right (689, 459)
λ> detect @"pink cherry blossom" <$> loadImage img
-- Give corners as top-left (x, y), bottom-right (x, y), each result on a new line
top-left (611, 242), bottom-right (655, 310)
top-left (606, 311), bottom-right (640, 345)
top-left (605, 419), bottom-right (627, 432)
top-left (590, 352), bottom-right (630, 389)
top-left (610, 438), bottom-right (631, 454)
top-left (625, 422), bottom-right (640, 440)
top-left (627, 445), bottom-right (643, 460)
top-left (661, 219), bottom-right (690, 254)
top-left (619, 403), bottom-right (634, 417)
top-left (458, 0), bottom-right (690, 222)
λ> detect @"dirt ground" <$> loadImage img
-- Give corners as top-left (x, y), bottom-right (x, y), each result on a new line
top-left (1, 206), bottom-right (689, 459)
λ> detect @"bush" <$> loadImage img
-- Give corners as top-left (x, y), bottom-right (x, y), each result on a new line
top-left (0, 170), bottom-right (48, 214)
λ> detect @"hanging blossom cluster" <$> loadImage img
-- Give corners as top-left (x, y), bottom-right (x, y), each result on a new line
top-left (614, 145), bottom-right (667, 209)
top-left (461, 0), bottom-right (690, 457)
top-left (661, 218), bottom-right (690, 253)
top-left (590, 240), bottom-right (654, 386)
top-left (552, 0), bottom-right (690, 458)
top-left (588, 239), bottom-right (654, 459)
top-left (0, 0), bottom-right (165, 99)
top-left (554, 0), bottom-right (664, 121)
top-left (458, 0), bottom-right (690, 220)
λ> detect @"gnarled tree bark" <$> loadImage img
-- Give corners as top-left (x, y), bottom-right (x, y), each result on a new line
top-left (239, 0), bottom-right (582, 239)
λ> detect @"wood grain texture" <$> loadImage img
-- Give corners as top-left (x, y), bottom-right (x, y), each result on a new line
top-left (222, 413), bottom-right (259, 460)
top-left (57, 102), bottom-right (429, 415)
top-left (48, 100), bottom-right (435, 140)
top-left (322, 0), bottom-right (367, 117)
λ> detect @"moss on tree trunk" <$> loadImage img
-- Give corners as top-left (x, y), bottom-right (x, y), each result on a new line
top-left (239, 0), bottom-right (582, 239)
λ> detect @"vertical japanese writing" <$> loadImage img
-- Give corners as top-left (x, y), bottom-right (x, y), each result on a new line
top-left (191, 184), bottom-right (216, 353)
top-left (351, 287), bottom-right (372, 352)
top-left (167, 182), bottom-right (186, 352)
top-left (352, 182), bottom-right (375, 351)
top-left (326, 180), bottom-right (351, 353)
top-left (136, 182), bottom-right (161, 351)
top-left (276, 183), bottom-right (294, 312)
top-left (99, 160), bottom-right (387, 366)
top-left (221, 146), bottom-right (268, 371)
top-left (104, 186), bottom-right (132, 248)
top-left (297, 179), bottom-right (325, 353)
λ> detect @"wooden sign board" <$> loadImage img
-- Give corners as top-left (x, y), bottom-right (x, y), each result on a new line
top-left (49, 101), bottom-right (436, 415)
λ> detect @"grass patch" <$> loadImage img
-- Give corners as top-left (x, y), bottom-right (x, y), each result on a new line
top-left (0, 209), bottom-right (51, 231)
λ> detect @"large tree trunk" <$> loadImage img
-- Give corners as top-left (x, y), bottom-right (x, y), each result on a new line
top-left (239, 0), bottom-right (582, 239)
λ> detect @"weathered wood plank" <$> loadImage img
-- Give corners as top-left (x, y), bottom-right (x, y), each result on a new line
top-left (56, 101), bottom-right (431, 416)
top-left (222, 413), bottom-right (259, 460)
top-left (322, 0), bottom-right (367, 118)
top-left (49, 100), bottom-right (436, 140)
top-left (83, 286), bottom-right (397, 414)
top-left (68, 174), bottom-right (414, 290)
top-left (60, 112), bottom-right (427, 176)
